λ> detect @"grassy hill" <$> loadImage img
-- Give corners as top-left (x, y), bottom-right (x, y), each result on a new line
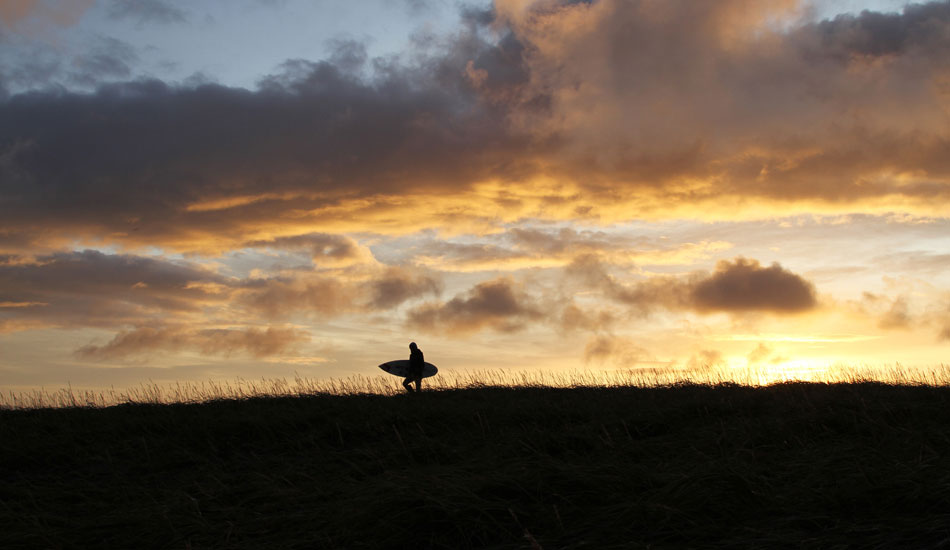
top-left (3, 382), bottom-right (950, 548)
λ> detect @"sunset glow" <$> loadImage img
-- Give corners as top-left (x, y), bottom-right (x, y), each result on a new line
top-left (1, 0), bottom-right (948, 393)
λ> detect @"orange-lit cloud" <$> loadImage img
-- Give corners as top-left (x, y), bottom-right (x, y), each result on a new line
top-left (1, 1), bottom-right (949, 255)
top-left (567, 255), bottom-right (818, 315)
top-left (411, 226), bottom-right (732, 271)
top-left (75, 325), bottom-right (308, 359)
top-left (856, 289), bottom-right (950, 341)
top-left (244, 233), bottom-right (374, 268)
top-left (0, 0), bottom-right (93, 31)
top-left (407, 277), bottom-right (544, 334)
top-left (0, 249), bottom-right (442, 359)
top-left (583, 334), bottom-right (650, 367)
top-left (405, 255), bottom-right (818, 340)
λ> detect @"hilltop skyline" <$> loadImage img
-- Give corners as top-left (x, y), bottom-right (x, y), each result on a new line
top-left (1, 0), bottom-right (949, 390)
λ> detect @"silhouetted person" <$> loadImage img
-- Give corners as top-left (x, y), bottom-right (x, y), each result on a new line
top-left (403, 342), bottom-right (424, 393)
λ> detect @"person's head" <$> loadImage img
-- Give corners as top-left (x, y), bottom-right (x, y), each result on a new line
top-left (409, 342), bottom-right (417, 350)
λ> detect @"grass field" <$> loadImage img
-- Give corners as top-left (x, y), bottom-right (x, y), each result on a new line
top-left (5, 362), bottom-right (950, 409)
top-left (4, 371), bottom-right (950, 548)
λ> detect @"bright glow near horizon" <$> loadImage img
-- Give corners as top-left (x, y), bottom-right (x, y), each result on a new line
top-left (0, 0), bottom-right (949, 393)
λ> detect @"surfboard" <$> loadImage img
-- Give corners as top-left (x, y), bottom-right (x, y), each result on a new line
top-left (378, 359), bottom-right (438, 378)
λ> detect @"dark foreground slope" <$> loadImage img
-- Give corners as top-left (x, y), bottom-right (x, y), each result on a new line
top-left (3, 382), bottom-right (950, 549)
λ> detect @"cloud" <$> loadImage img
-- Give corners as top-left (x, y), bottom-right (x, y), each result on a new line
top-left (0, 248), bottom-right (439, 328)
top-left (67, 36), bottom-right (138, 87)
top-left (859, 291), bottom-right (918, 331)
top-left (407, 277), bottom-right (543, 334)
top-left (746, 342), bottom-right (785, 366)
top-left (76, 325), bottom-right (307, 359)
top-left (559, 302), bottom-right (617, 333)
top-left (878, 295), bottom-right (913, 330)
top-left (0, 51), bottom-right (523, 252)
top-left (809, 3), bottom-right (950, 59)
top-left (858, 289), bottom-right (950, 340)
top-left (686, 349), bottom-right (725, 370)
top-left (690, 258), bottom-right (818, 313)
top-left (245, 233), bottom-right (373, 267)
top-left (0, 249), bottom-right (439, 356)
top-left (364, 267), bottom-right (442, 309)
top-left (568, 255), bottom-right (818, 315)
top-left (583, 334), bottom-right (649, 367)
top-left (3, 2), bottom-right (950, 254)
top-left (238, 276), bottom-right (353, 319)
top-left (0, 249), bottom-right (230, 330)
top-left (564, 254), bottom-right (691, 316)
top-left (0, 45), bottom-right (65, 95)
top-left (492, 0), bottom-right (950, 207)
top-left (105, 0), bottom-right (187, 26)
top-left (0, 0), bottom-right (94, 31)
top-left (403, 256), bottom-right (815, 338)
top-left (0, 34), bottom-right (139, 96)
top-left (236, 265), bottom-right (441, 319)
top-left (411, 226), bottom-right (731, 271)
top-left (870, 250), bottom-right (950, 275)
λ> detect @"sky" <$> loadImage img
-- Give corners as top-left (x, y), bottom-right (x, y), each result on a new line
top-left (1, 0), bottom-right (949, 391)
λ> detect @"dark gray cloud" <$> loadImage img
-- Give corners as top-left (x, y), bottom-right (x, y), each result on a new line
top-left (67, 36), bottom-right (138, 87)
top-left (0, 46), bottom-right (63, 91)
top-left (0, 35), bottom-right (138, 95)
top-left (809, 2), bottom-right (950, 59)
top-left (106, 0), bottom-right (187, 26)
top-left (0, 33), bottom-right (526, 251)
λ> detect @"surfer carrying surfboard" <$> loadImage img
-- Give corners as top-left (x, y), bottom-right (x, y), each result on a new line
top-left (377, 348), bottom-right (437, 389)
top-left (404, 342), bottom-right (425, 393)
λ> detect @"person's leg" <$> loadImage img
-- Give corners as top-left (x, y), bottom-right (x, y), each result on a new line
top-left (414, 376), bottom-right (421, 392)
top-left (402, 376), bottom-right (414, 392)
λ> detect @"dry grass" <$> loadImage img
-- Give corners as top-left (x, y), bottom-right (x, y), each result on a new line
top-left (4, 362), bottom-right (950, 410)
